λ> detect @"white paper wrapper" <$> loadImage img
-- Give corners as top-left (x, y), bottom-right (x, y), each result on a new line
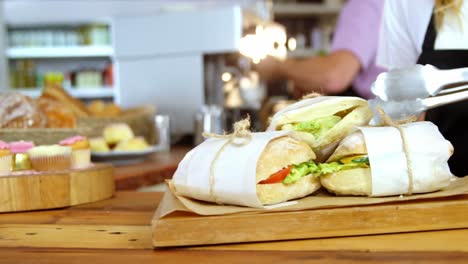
top-left (359, 122), bottom-right (453, 196)
top-left (173, 131), bottom-right (290, 208)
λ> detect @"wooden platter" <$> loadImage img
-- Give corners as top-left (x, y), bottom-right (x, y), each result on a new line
top-left (152, 194), bottom-right (468, 247)
top-left (0, 163), bottom-right (114, 213)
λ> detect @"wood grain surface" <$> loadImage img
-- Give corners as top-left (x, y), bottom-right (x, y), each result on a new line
top-left (0, 164), bottom-right (114, 212)
top-left (2, 192), bottom-right (468, 263)
top-left (1, 248), bottom-right (468, 264)
top-left (152, 194), bottom-right (468, 247)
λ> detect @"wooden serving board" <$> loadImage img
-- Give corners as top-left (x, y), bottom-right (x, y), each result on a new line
top-left (152, 195), bottom-right (468, 247)
top-left (0, 163), bottom-right (114, 213)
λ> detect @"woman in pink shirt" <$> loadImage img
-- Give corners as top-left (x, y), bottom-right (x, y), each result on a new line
top-left (257, 0), bottom-right (386, 99)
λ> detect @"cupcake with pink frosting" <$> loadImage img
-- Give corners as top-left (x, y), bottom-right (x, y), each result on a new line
top-left (59, 136), bottom-right (91, 169)
top-left (10, 141), bottom-right (34, 171)
top-left (0, 141), bottom-right (12, 175)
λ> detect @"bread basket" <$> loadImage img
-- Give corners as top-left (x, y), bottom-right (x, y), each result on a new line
top-left (0, 105), bottom-right (156, 145)
top-left (77, 104), bottom-right (157, 144)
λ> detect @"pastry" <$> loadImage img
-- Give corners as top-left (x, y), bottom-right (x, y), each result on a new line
top-left (28, 145), bottom-right (72, 171)
top-left (0, 141), bottom-right (12, 175)
top-left (89, 137), bottom-right (110, 152)
top-left (60, 136), bottom-right (91, 169)
top-left (10, 141), bottom-right (35, 171)
top-left (114, 136), bottom-right (150, 151)
top-left (103, 123), bottom-right (134, 146)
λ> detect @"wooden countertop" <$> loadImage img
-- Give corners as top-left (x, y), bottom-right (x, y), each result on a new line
top-left (1, 191), bottom-right (468, 263)
top-left (113, 146), bottom-right (189, 190)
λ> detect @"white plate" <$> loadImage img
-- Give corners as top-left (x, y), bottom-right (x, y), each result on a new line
top-left (91, 145), bottom-right (160, 165)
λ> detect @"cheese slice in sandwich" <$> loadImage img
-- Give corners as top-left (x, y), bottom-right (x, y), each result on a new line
top-left (319, 123), bottom-right (454, 196)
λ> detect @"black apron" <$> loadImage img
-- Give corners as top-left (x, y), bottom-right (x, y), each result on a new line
top-left (417, 15), bottom-right (468, 177)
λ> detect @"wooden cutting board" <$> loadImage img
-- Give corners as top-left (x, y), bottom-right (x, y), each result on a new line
top-left (152, 195), bottom-right (468, 247)
top-left (0, 163), bottom-right (114, 213)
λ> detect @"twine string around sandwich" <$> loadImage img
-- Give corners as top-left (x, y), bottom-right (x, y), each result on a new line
top-left (375, 106), bottom-right (416, 195)
top-left (301, 92), bottom-right (323, 100)
top-left (202, 116), bottom-right (252, 205)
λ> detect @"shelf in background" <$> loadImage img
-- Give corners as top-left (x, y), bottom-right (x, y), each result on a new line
top-left (6, 46), bottom-right (114, 59)
top-left (273, 3), bottom-right (342, 17)
top-left (11, 87), bottom-right (114, 99)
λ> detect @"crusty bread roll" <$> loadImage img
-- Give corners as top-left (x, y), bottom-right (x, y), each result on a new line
top-left (326, 131), bottom-right (367, 162)
top-left (321, 126), bottom-right (454, 196)
top-left (320, 168), bottom-right (371, 196)
top-left (268, 96), bottom-right (373, 162)
top-left (257, 174), bottom-right (321, 205)
top-left (255, 136), bottom-right (321, 205)
top-left (320, 131), bottom-right (371, 196)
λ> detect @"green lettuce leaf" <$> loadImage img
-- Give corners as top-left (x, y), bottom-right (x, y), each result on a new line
top-left (282, 159), bottom-right (369, 185)
top-left (283, 161), bottom-right (319, 185)
top-left (292, 116), bottom-right (341, 139)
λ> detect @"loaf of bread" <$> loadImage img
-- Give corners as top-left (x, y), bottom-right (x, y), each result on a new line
top-left (41, 85), bottom-right (90, 118)
top-left (0, 92), bottom-right (47, 128)
top-left (88, 100), bottom-right (122, 117)
top-left (36, 97), bottom-right (77, 128)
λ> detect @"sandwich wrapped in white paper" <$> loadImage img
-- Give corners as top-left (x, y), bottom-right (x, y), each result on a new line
top-left (172, 131), bottom-right (321, 207)
top-left (320, 121), bottom-right (454, 196)
top-left (267, 96), bottom-right (373, 161)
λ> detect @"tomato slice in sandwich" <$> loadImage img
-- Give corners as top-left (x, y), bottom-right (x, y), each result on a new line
top-left (258, 166), bottom-right (292, 184)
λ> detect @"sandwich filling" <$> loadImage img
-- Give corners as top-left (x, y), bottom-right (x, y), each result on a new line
top-left (280, 115), bottom-right (341, 140)
top-left (258, 154), bottom-right (369, 185)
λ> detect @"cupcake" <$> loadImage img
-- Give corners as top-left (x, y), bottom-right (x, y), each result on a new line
top-left (28, 145), bottom-right (72, 171)
top-left (60, 136), bottom-right (91, 169)
top-left (114, 136), bottom-right (150, 151)
top-left (10, 141), bottom-right (34, 171)
top-left (89, 137), bottom-right (110, 152)
top-left (103, 123), bottom-right (134, 147)
top-left (0, 141), bottom-right (12, 175)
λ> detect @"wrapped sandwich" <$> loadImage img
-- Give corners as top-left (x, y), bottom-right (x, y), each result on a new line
top-left (319, 121), bottom-right (454, 196)
top-left (267, 96), bottom-right (373, 161)
top-left (172, 131), bottom-right (321, 207)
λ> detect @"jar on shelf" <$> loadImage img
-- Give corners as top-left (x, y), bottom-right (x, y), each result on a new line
top-left (12, 60), bottom-right (36, 89)
top-left (81, 24), bottom-right (110, 46)
top-left (44, 72), bottom-right (65, 88)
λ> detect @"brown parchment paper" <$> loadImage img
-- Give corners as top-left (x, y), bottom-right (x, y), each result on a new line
top-left (155, 177), bottom-right (468, 219)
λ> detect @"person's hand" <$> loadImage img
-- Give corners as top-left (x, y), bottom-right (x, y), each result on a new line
top-left (255, 56), bottom-right (284, 82)
top-left (292, 83), bottom-right (325, 99)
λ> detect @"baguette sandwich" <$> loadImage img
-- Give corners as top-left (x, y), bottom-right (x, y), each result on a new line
top-left (319, 124), bottom-right (454, 196)
top-left (256, 136), bottom-right (321, 205)
top-left (172, 133), bottom-right (322, 207)
top-left (267, 96), bottom-right (373, 161)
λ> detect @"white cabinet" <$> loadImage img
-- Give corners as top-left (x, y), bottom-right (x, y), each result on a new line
top-left (0, 4), bottom-right (6, 90)
top-left (6, 46), bottom-right (114, 59)
top-left (5, 23), bottom-right (115, 100)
